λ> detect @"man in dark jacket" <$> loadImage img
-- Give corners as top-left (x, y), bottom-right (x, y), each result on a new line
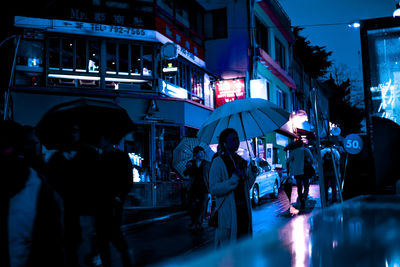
top-left (184, 146), bottom-right (210, 231)
top-left (96, 136), bottom-right (133, 267)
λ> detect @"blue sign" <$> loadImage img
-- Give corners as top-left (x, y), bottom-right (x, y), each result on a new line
top-left (344, 134), bottom-right (363, 154)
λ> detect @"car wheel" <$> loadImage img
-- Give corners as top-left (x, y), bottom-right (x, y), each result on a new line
top-left (252, 185), bottom-right (260, 206)
top-left (271, 180), bottom-right (279, 199)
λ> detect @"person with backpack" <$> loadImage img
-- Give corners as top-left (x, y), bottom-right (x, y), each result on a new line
top-left (288, 139), bottom-right (314, 210)
top-left (321, 144), bottom-right (341, 205)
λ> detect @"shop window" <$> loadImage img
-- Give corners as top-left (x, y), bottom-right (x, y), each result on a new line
top-left (125, 125), bottom-right (151, 183)
top-left (191, 69), bottom-right (204, 104)
top-left (106, 42), bottom-right (117, 74)
top-left (15, 39), bottom-right (44, 87)
top-left (46, 37), bottom-right (154, 88)
top-left (49, 38), bottom-right (60, 69)
top-left (119, 43), bottom-right (129, 75)
top-left (76, 39), bottom-right (86, 71)
top-left (130, 44), bottom-right (141, 75)
top-left (142, 45), bottom-right (153, 76)
top-left (88, 41), bottom-right (100, 72)
top-left (62, 39), bottom-right (74, 70)
top-left (155, 126), bottom-right (181, 181)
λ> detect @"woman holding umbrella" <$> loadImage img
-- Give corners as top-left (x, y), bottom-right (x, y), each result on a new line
top-left (209, 128), bottom-right (257, 248)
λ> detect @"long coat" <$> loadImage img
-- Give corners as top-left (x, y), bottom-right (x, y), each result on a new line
top-left (209, 155), bottom-right (256, 248)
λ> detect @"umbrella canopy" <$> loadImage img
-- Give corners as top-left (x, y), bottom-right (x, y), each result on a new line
top-left (197, 98), bottom-right (290, 145)
top-left (36, 98), bottom-right (135, 149)
top-left (172, 137), bottom-right (214, 178)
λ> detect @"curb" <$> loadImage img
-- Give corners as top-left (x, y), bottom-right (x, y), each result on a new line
top-left (121, 211), bottom-right (187, 230)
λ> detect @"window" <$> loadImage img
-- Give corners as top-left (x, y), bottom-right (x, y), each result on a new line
top-left (277, 88), bottom-right (287, 110)
top-left (88, 41), bottom-right (100, 72)
top-left (119, 43), bottom-right (129, 74)
top-left (275, 38), bottom-right (286, 70)
top-left (62, 39), bottom-right (74, 70)
top-left (158, 0), bottom-right (174, 16)
top-left (49, 38), bottom-right (60, 69)
top-left (45, 37), bottom-right (154, 88)
top-left (266, 80), bottom-right (271, 100)
top-left (205, 8), bottom-right (227, 39)
top-left (175, 0), bottom-right (189, 28)
top-left (131, 44), bottom-right (141, 75)
top-left (256, 17), bottom-right (269, 53)
top-left (15, 39), bottom-right (44, 87)
top-left (76, 39), bottom-right (86, 71)
top-left (142, 45), bottom-right (153, 76)
top-left (161, 57), bottom-right (206, 104)
top-left (106, 42), bottom-right (117, 73)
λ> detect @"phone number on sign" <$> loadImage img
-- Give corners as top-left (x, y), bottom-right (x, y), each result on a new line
top-left (90, 24), bottom-right (145, 36)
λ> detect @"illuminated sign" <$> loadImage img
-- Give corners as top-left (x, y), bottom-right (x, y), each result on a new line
top-left (15, 16), bottom-right (154, 41)
top-left (215, 79), bottom-right (245, 107)
top-left (250, 79), bottom-right (267, 100)
top-left (161, 80), bottom-right (188, 99)
top-left (162, 62), bottom-right (178, 73)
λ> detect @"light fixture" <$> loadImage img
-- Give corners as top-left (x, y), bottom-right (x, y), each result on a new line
top-left (348, 22), bottom-right (360, 28)
top-left (393, 2), bottom-right (400, 17)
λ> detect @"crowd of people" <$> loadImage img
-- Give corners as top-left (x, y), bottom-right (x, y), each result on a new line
top-left (2, 116), bottom-right (345, 265)
top-left (1, 120), bottom-right (134, 267)
top-left (183, 129), bottom-right (345, 249)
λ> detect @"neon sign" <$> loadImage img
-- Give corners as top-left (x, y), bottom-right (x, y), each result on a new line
top-left (215, 79), bottom-right (245, 107)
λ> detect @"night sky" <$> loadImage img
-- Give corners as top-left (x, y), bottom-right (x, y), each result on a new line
top-left (279, 0), bottom-right (396, 80)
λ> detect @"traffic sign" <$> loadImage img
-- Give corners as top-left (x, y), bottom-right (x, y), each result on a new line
top-left (344, 134), bottom-right (363, 154)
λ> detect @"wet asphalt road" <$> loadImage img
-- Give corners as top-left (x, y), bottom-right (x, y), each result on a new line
top-left (119, 184), bottom-right (321, 266)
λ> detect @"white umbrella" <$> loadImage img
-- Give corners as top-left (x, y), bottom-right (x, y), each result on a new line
top-left (197, 98), bottom-right (290, 153)
top-left (172, 137), bottom-right (214, 178)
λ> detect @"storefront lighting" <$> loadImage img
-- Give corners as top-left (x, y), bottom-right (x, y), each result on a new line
top-left (48, 74), bottom-right (100, 80)
top-left (48, 73), bottom-right (147, 83)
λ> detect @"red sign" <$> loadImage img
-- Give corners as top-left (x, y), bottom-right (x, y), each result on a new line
top-left (215, 79), bottom-right (246, 107)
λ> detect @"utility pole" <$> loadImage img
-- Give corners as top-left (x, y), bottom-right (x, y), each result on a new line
top-left (3, 35), bottom-right (20, 120)
top-left (311, 87), bottom-right (327, 208)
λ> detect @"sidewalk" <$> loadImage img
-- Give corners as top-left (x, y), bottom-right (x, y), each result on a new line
top-left (122, 183), bottom-right (323, 230)
top-left (121, 205), bottom-right (187, 229)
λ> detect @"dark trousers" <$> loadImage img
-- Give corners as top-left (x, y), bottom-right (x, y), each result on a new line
top-left (96, 200), bottom-right (131, 267)
top-left (325, 174), bottom-right (337, 204)
top-left (295, 174), bottom-right (309, 207)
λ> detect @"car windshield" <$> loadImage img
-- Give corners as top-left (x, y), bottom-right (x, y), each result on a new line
top-left (257, 159), bottom-right (271, 171)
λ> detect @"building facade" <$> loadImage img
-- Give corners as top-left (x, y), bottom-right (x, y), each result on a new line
top-left (5, 0), bottom-right (216, 207)
top-left (199, 0), bottom-right (297, 169)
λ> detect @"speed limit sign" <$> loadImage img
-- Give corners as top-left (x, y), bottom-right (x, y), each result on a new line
top-left (344, 134), bottom-right (363, 154)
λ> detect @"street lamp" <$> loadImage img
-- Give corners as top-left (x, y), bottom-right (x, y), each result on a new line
top-left (393, 2), bottom-right (400, 17)
top-left (348, 22), bottom-right (360, 28)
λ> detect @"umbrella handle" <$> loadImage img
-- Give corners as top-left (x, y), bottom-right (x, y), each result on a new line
top-left (239, 112), bottom-right (253, 159)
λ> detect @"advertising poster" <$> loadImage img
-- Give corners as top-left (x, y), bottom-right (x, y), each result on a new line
top-left (215, 79), bottom-right (245, 107)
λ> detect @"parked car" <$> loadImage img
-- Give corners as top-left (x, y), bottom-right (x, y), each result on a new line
top-left (250, 158), bottom-right (281, 206)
